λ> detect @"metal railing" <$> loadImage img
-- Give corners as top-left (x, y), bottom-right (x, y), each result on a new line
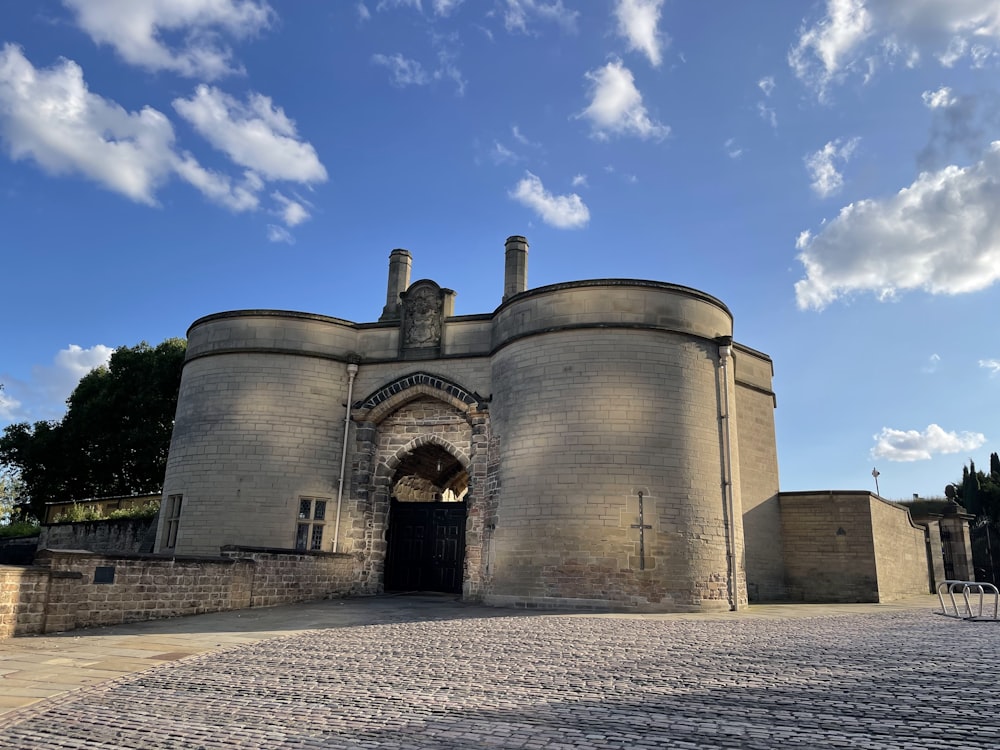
top-left (936, 580), bottom-right (1000, 621)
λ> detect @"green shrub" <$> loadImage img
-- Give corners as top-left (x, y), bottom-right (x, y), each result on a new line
top-left (0, 520), bottom-right (40, 538)
top-left (56, 503), bottom-right (105, 522)
top-left (55, 500), bottom-right (160, 523)
top-left (107, 501), bottom-right (160, 520)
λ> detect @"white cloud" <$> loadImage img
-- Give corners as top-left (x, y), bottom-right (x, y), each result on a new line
top-left (980, 359), bottom-right (1000, 376)
top-left (614, 0), bottom-right (667, 67)
top-left (56, 344), bottom-right (114, 380)
top-left (272, 190), bottom-right (310, 226)
top-left (432, 0), bottom-right (463, 15)
top-left (970, 43), bottom-right (998, 67)
top-left (172, 85), bottom-right (327, 184)
top-left (938, 36), bottom-right (968, 67)
top-left (372, 53), bottom-right (430, 87)
top-left (917, 88), bottom-right (998, 170)
top-left (267, 224), bottom-right (295, 244)
top-left (509, 171), bottom-right (589, 229)
top-left (0, 387), bottom-right (21, 421)
top-left (512, 124), bottom-right (539, 147)
top-left (491, 141), bottom-right (520, 164)
top-left (871, 423), bottom-right (986, 462)
top-left (789, 0), bottom-right (872, 97)
top-left (757, 102), bottom-right (777, 128)
top-left (63, 0), bottom-right (273, 80)
top-left (790, 0), bottom-right (1000, 98)
top-left (805, 137), bottom-right (860, 197)
top-left (1, 344), bottom-right (113, 424)
top-left (578, 59), bottom-right (669, 141)
top-left (431, 39), bottom-right (467, 96)
top-left (173, 155), bottom-right (260, 211)
top-left (921, 352), bottom-right (940, 374)
top-left (0, 44), bottom-right (177, 205)
top-left (922, 86), bottom-right (956, 109)
top-left (571, 173), bottom-right (588, 187)
top-left (758, 76), bottom-right (776, 96)
top-left (795, 142), bottom-right (1000, 309)
top-left (375, 0), bottom-right (421, 10)
top-left (725, 138), bottom-right (743, 159)
top-left (0, 45), bottom-right (325, 221)
top-left (503, 0), bottom-right (578, 33)
top-left (358, 3), bottom-right (372, 22)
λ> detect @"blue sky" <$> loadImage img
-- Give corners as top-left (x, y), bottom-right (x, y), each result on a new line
top-left (2, 0), bottom-right (999, 500)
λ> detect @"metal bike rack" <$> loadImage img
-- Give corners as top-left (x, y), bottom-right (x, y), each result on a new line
top-left (936, 580), bottom-right (1000, 621)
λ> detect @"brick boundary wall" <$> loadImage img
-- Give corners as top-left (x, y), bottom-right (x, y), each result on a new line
top-left (219, 546), bottom-right (357, 607)
top-left (778, 491), bottom-right (932, 603)
top-left (0, 546), bottom-right (357, 638)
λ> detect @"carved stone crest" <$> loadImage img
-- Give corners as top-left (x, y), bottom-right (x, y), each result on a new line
top-left (400, 281), bottom-right (445, 357)
top-left (404, 285), bottom-right (441, 347)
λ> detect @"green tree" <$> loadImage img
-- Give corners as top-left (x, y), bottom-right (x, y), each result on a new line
top-left (963, 460), bottom-right (981, 517)
top-left (955, 459), bottom-right (1000, 524)
top-left (0, 339), bottom-right (185, 519)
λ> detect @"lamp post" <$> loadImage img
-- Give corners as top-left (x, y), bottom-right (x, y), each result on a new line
top-left (872, 467), bottom-right (881, 497)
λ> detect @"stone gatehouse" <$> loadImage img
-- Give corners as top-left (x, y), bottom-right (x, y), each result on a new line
top-left (154, 235), bottom-right (936, 612)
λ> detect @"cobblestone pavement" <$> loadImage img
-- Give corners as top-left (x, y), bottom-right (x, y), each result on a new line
top-left (1, 608), bottom-right (998, 749)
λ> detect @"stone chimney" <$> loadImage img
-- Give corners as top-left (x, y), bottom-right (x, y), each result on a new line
top-left (379, 248), bottom-right (412, 321)
top-left (503, 235), bottom-right (528, 302)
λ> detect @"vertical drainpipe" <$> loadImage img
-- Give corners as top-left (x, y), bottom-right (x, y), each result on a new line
top-left (718, 339), bottom-right (740, 611)
top-left (332, 361), bottom-right (359, 553)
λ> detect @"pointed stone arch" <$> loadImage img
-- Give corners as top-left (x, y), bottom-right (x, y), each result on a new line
top-left (377, 434), bottom-right (471, 483)
top-left (353, 371), bottom-right (488, 425)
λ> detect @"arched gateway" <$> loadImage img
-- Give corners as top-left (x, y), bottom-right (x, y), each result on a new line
top-left (349, 374), bottom-right (492, 598)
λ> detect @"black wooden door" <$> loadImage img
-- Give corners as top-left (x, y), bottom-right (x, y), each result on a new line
top-left (385, 501), bottom-right (466, 593)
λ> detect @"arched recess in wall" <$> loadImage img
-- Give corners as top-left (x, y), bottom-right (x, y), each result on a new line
top-left (351, 372), bottom-right (492, 596)
top-left (381, 433), bottom-right (471, 500)
top-left (354, 371), bottom-right (485, 502)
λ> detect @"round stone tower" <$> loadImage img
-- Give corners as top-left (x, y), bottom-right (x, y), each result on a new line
top-left (486, 279), bottom-right (745, 611)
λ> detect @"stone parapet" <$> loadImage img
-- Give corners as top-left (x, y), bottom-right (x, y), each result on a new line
top-left (0, 548), bottom-right (358, 638)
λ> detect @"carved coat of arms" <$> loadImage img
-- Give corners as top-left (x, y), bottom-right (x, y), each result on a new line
top-left (403, 284), bottom-right (442, 349)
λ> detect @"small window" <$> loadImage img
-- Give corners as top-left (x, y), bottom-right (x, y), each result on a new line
top-left (295, 497), bottom-right (329, 551)
top-left (163, 494), bottom-right (183, 550)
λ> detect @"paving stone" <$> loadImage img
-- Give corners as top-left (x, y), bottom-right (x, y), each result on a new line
top-left (1, 609), bottom-right (999, 748)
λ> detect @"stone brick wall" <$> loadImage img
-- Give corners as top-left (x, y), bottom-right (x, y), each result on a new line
top-left (870, 498), bottom-right (933, 599)
top-left (0, 548), bottom-right (357, 637)
top-left (38, 550), bottom-right (254, 632)
top-left (923, 519), bottom-right (947, 589)
top-left (779, 491), bottom-right (932, 602)
top-left (39, 517), bottom-right (156, 555)
top-left (0, 566), bottom-right (51, 638)
top-left (939, 513), bottom-right (975, 580)
top-left (780, 492), bottom-right (878, 601)
top-left (221, 547), bottom-right (356, 607)
top-left (733, 346), bottom-right (782, 602)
